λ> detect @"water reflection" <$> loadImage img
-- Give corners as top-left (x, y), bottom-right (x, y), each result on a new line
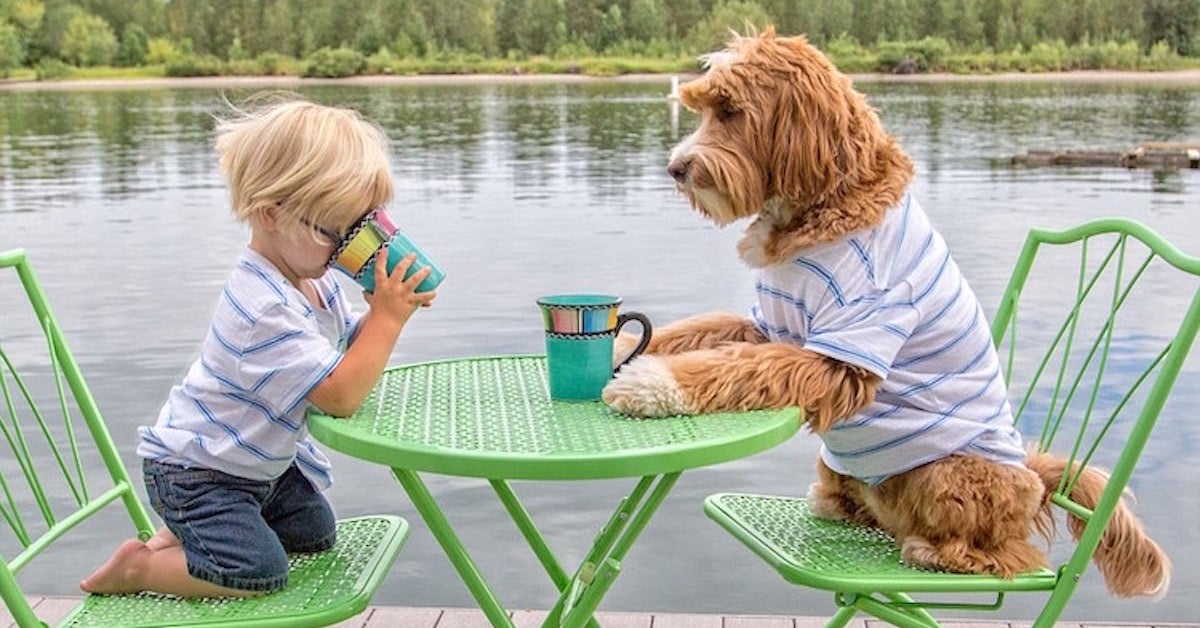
top-left (1, 79), bottom-right (1199, 623)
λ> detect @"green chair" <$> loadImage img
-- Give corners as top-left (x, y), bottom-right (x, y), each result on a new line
top-left (0, 248), bottom-right (409, 627)
top-left (704, 218), bottom-right (1200, 627)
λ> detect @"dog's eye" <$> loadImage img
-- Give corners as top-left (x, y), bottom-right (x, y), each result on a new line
top-left (716, 100), bottom-right (740, 122)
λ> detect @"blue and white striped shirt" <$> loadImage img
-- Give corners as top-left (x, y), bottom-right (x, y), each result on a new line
top-left (137, 248), bottom-right (361, 490)
top-left (751, 194), bottom-right (1025, 484)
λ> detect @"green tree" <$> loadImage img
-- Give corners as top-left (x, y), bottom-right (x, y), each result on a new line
top-left (626, 0), bottom-right (664, 43)
top-left (353, 17), bottom-right (389, 56)
top-left (0, 21), bottom-right (22, 76)
top-left (1144, 0), bottom-right (1200, 55)
top-left (528, 0), bottom-right (565, 54)
top-left (814, 0), bottom-right (852, 44)
top-left (30, 0), bottom-right (76, 61)
top-left (850, 0), bottom-right (885, 45)
top-left (597, 3), bottom-right (624, 50)
top-left (61, 10), bottom-right (117, 65)
top-left (228, 34), bottom-right (245, 60)
top-left (978, 0), bottom-right (1006, 49)
top-left (377, 0), bottom-right (430, 57)
top-left (420, 0), bottom-right (494, 55)
top-left (881, 0), bottom-right (917, 41)
top-left (116, 22), bottom-right (148, 65)
top-left (663, 0), bottom-right (708, 40)
top-left (758, 0), bottom-right (810, 37)
top-left (9, 0), bottom-right (44, 32)
top-left (496, 0), bottom-right (531, 54)
top-left (261, 0), bottom-right (302, 57)
top-left (165, 0), bottom-right (255, 58)
top-left (563, 0), bottom-right (606, 48)
top-left (946, 0), bottom-right (983, 44)
top-left (914, 0), bottom-right (947, 38)
top-left (79, 0), bottom-right (163, 38)
top-left (688, 0), bottom-right (773, 51)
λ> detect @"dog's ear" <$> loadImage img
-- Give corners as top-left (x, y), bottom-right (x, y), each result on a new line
top-left (766, 36), bottom-right (864, 206)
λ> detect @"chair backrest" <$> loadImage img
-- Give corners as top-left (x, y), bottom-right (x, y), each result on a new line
top-left (989, 218), bottom-right (1200, 609)
top-left (0, 249), bottom-right (154, 626)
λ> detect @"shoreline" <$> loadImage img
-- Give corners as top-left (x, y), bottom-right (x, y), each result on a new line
top-left (4, 69), bottom-right (1200, 92)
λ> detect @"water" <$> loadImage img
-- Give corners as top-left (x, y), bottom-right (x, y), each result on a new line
top-left (1, 78), bottom-right (1199, 623)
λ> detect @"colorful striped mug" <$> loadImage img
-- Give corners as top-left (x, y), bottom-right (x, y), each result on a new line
top-left (536, 294), bottom-right (652, 401)
top-left (328, 208), bottom-right (445, 294)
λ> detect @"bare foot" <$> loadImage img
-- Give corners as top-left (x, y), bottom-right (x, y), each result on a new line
top-left (80, 539), bottom-right (149, 594)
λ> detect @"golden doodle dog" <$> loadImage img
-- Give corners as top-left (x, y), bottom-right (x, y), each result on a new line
top-left (601, 28), bottom-right (1169, 597)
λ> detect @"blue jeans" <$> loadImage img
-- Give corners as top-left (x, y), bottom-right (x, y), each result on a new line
top-left (143, 459), bottom-right (336, 592)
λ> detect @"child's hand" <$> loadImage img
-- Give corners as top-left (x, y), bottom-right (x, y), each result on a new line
top-left (362, 250), bottom-right (437, 328)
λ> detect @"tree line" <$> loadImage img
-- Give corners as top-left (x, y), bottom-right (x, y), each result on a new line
top-left (2, 0), bottom-right (1199, 77)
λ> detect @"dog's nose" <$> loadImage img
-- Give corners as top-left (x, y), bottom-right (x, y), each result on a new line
top-left (667, 158), bottom-right (691, 182)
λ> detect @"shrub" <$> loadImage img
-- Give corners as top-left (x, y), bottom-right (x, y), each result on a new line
top-left (553, 41), bottom-right (595, 60)
top-left (146, 38), bottom-right (181, 65)
top-left (366, 47), bottom-right (397, 74)
top-left (254, 52), bottom-right (293, 76)
top-left (1143, 40), bottom-right (1183, 70)
top-left (302, 47), bottom-right (365, 78)
top-left (35, 58), bottom-right (73, 80)
top-left (1025, 40), bottom-right (1067, 72)
top-left (164, 53), bottom-right (225, 77)
top-left (876, 37), bottom-right (952, 72)
top-left (825, 33), bottom-right (877, 73)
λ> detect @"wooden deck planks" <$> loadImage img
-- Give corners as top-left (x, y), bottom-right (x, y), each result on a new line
top-left (3, 597), bottom-right (1197, 627)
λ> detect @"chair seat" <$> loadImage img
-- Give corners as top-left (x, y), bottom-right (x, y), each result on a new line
top-left (704, 493), bottom-right (1057, 595)
top-left (58, 515), bottom-right (408, 628)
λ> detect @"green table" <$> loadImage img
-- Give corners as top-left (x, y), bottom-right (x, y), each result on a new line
top-left (308, 355), bottom-right (801, 627)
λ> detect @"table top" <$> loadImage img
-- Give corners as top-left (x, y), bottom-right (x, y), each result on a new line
top-left (309, 355), bottom-right (802, 480)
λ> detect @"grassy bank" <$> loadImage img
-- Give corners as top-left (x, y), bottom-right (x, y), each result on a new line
top-left (8, 38), bottom-right (1200, 84)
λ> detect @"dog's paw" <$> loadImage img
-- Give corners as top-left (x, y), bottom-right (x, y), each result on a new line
top-left (899, 536), bottom-right (945, 571)
top-left (805, 482), bottom-right (851, 521)
top-left (602, 356), bottom-right (691, 417)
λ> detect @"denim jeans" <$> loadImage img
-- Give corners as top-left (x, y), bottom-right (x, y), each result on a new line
top-left (143, 459), bottom-right (336, 592)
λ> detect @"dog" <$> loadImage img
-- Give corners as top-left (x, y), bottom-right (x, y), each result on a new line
top-left (600, 28), bottom-right (1169, 597)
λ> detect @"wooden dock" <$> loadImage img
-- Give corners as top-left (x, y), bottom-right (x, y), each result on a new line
top-left (5, 597), bottom-right (1198, 628)
top-left (1010, 141), bottom-right (1200, 169)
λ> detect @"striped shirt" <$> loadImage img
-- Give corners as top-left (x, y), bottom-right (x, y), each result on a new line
top-left (751, 194), bottom-right (1026, 484)
top-left (136, 248), bottom-right (361, 490)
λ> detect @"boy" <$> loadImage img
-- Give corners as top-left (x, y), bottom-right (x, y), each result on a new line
top-left (81, 97), bottom-right (436, 597)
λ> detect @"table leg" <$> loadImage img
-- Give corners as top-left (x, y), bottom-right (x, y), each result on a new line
top-left (394, 468), bottom-right (680, 628)
top-left (543, 472), bottom-right (681, 628)
top-left (490, 479), bottom-right (570, 589)
top-left (392, 468), bottom-right (516, 628)
top-left (491, 479), bottom-right (602, 628)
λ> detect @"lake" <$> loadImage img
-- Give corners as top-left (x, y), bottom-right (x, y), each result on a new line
top-left (1, 76), bottom-right (1198, 623)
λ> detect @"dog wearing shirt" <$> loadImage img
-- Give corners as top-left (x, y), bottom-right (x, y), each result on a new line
top-left (600, 28), bottom-right (1169, 597)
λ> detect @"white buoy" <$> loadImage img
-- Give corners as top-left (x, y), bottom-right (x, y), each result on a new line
top-left (668, 75), bottom-right (680, 100)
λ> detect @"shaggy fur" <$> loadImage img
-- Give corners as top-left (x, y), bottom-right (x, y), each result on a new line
top-left (602, 28), bottom-right (1169, 597)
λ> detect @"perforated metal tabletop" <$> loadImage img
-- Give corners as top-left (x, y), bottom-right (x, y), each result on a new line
top-left (308, 355), bottom-right (802, 480)
top-left (307, 354), bottom-right (802, 627)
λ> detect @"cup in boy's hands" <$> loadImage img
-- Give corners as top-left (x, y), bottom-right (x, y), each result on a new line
top-left (328, 207), bottom-right (445, 293)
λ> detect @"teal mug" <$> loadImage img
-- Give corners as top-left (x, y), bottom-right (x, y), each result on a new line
top-left (537, 294), bottom-right (652, 401)
top-left (328, 208), bottom-right (445, 294)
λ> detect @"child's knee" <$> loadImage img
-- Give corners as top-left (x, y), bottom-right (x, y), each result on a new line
top-left (187, 542), bottom-right (291, 593)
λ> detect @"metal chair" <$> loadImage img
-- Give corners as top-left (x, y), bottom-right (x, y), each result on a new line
top-left (0, 248), bottom-right (409, 627)
top-left (704, 218), bottom-right (1200, 627)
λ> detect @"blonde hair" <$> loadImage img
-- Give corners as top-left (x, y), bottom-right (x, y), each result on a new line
top-left (214, 95), bottom-right (393, 234)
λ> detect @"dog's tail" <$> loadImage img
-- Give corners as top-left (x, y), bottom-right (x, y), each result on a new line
top-left (1025, 451), bottom-right (1170, 598)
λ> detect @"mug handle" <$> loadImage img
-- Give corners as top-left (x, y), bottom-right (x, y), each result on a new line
top-left (613, 311), bottom-right (652, 373)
